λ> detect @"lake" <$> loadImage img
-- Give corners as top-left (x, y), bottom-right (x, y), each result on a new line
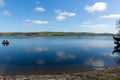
top-left (0, 36), bottom-right (118, 75)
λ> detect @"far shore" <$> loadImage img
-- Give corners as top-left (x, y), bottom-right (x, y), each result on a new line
top-left (0, 32), bottom-right (114, 36)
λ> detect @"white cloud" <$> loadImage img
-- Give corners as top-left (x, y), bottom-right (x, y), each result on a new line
top-left (56, 15), bottom-right (66, 21)
top-left (0, 1), bottom-right (12, 17)
top-left (81, 22), bottom-right (109, 30)
top-left (35, 7), bottom-right (45, 12)
top-left (23, 19), bottom-right (49, 27)
top-left (83, 21), bottom-right (91, 25)
top-left (0, 0), bottom-right (5, 7)
top-left (99, 14), bottom-right (120, 19)
top-left (90, 24), bottom-right (109, 30)
top-left (55, 9), bottom-right (76, 21)
top-left (2, 10), bottom-right (11, 16)
top-left (23, 19), bottom-right (32, 27)
top-left (85, 2), bottom-right (107, 13)
top-left (24, 19), bottom-right (31, 22)
top-left (32, 20), bottom-right (48, 25)
top-left (76, 22), bottom-right (112, 33)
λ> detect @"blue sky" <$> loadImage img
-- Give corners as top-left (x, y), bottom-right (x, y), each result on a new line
top-left (0, 0), bottom-right (120, 33)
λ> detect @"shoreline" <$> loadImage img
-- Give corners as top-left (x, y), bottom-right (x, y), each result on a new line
top-left (0, 67), bottom-right (120, 80)
top-left (0, 32), bottom-right (113, 36)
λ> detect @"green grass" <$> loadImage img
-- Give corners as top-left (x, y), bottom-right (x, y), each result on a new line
top-left (0, 32), bottom-right (113, 36)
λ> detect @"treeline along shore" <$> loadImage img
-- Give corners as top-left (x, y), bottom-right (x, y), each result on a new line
top-left (0, 32), bottom-right (114, 36)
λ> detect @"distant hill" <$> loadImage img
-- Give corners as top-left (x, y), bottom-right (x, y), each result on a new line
top-left (0, 32), bottom-right (114, 36)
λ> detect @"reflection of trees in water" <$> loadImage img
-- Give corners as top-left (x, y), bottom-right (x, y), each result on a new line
top-left (116, 59), bottom-right (120, 65)
top-left (113, 46), bottom-right (120, 54)
top-left (2, 43), bottom-right (9, 46)
top-left (2, 40), bottom-right (9, 46)
top-left (113, 45), bottom-right (120, 65)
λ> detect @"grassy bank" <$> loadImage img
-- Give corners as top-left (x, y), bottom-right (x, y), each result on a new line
top-left (0, 32), bottom-right (113, 36)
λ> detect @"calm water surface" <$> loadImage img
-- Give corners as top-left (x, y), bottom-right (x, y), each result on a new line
top-left (0, 36), bottom-right (118, 74)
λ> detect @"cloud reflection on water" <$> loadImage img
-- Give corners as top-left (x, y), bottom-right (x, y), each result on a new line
top-left (4, 56), bottom-right (12, 62)
top-left (0, 36), bottom-right (117, 74)
top-left (84, 59), bottom-right (105, 70)
top-left (36, 60), bottom-right (45, 65)
top-left (100, 53), bottom-right (120, 58)
top-left (80, 40), bottom-right (111, 49)
top-left (56, 51), bottom-right (76, 61)
top-left (24, 47), bottom-right (49, 53)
